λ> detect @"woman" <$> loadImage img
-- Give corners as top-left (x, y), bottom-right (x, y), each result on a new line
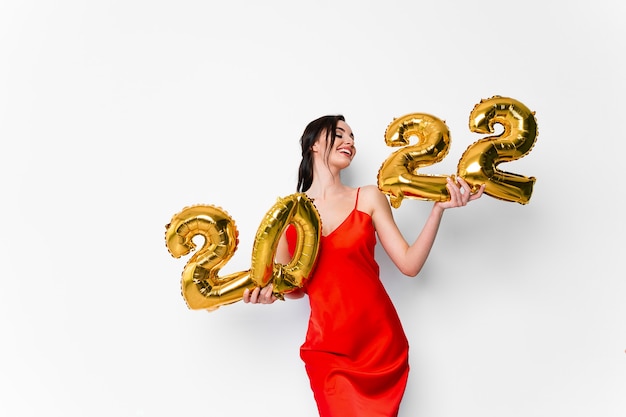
top-left (243, 115), bottom-right (484, 416)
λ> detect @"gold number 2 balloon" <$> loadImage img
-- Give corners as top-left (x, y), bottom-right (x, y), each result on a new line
top-left (165, 193), bottom-right (321, 311)
top-left (377, 113), bottom-right (452, 208)
top-left (457, 96), bottom-right (538, 204)
top-left (165, 204), bottom-right (251, 311)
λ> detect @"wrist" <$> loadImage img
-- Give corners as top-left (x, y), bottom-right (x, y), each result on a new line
top-left (431, 202), bottom-right (445, 216)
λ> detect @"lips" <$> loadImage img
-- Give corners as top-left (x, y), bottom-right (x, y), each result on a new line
top-left (337, 147), bottom-right (353, 157)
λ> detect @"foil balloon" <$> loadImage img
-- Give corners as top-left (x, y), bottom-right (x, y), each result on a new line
top-left (250, 193), bottom-right (321, 297)
top-left (377, 113), bottom-right (452, 207)
top-left (457, 96), bottom-right (538, 204)
top-left (165, 193), bottom-right (321, 311)
top-left (165, 204), bottom-right (255, 311)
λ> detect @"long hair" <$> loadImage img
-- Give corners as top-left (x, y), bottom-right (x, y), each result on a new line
top-left (297, 115), bottom-right (345, 192)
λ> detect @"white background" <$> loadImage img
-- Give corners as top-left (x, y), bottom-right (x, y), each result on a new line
top-left (1, 1), bottom-right (624, 416)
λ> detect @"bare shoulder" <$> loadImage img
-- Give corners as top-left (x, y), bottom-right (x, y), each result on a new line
top-left (357, 185), bottom-right (391, 214)
top-left (359, 184), bottom-right (385, 199)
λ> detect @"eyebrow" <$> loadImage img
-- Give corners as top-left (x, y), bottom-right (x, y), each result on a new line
top-left (336, 127), bottom-right (354, 138)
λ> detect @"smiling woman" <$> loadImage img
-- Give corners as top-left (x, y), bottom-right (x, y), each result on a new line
top-left (242, 115), bottom-right (485, 416)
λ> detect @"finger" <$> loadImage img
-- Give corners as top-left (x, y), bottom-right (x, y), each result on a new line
top-left (456, 176), bottom-right (471, 189)
top-left (460, 188), bottom-right (471, 205)
top-left (260, 284), bottom-right (274, 303)
top-left (250, 287), bottom-right (261, 303)
top-left (243, 288), bottom-right (251, 303)
top-left (458, 177), bottom-right (481, 196)
top-left (469, 184), bottom-right (486, 201)
top-left (446, 177), bottom-right (461, 205)
top-left (456, 177), bottom-right (473, 204)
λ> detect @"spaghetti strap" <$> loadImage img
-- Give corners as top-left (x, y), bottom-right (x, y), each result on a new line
top-left (355, 187), bottom-right (361, 209)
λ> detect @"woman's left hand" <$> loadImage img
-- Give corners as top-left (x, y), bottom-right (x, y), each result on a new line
top-left (436, 176), bottom-right (485, 209)
top-left (242, 283), bottom-right (278, 305)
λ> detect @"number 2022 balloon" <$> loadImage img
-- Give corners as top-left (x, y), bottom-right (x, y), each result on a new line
top-left (377, 96), bottom-right (538, 207)
top-left (164, 193), bottom-right (321, 311)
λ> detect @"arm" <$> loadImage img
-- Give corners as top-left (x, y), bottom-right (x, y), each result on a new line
top-left (369, 177), bottom-right (484, 277)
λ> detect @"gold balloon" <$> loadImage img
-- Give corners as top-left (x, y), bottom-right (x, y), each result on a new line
top-left (457, 96), bottom-right (538, 204)
top-left (250, 193), bottom-right (321, 296)
top-left (377, 113), bottom-right (452, 207)
top-left (165, 204), bottom-right (255, 311)
top-left (165, 193), bottom-right (321, 311)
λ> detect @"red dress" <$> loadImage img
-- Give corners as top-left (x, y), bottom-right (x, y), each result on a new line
top-left (287, 188), bottom-right (410, 417)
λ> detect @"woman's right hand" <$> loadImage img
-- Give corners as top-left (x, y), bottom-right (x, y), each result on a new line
top-left (243, 283), bottom-right (278, 305)
top-left (435, 176), bottom-right (485, 210)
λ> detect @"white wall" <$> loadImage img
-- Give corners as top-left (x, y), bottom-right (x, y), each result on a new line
top-left (1, 1), bottom-right (624, 416)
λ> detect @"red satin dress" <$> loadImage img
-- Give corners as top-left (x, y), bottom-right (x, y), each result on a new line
top-left (287, 188), bottom-right (410, 417)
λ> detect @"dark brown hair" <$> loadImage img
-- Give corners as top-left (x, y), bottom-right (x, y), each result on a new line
top-left (297, 115), bottom-right (345, 192)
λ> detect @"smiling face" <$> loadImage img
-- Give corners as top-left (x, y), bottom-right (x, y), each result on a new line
top-left (335, 120), bottom-right (356, 159)
top-left (313, 120), bottom-right (357, 171)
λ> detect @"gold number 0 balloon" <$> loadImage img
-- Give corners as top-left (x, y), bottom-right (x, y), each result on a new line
top-left (377, 113), bottom-right (452, 208)
top-left (165, 193), bottom-right (321, 311)
top-left (250, 193), bottom-right (321, 296)
top-left (457, 96), bottom-right (538, 204)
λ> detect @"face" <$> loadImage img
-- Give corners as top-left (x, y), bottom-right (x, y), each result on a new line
top-left (312, 120), bottom-right (357, 168)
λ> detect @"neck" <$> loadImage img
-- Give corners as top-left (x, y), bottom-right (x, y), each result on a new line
top-left (307, 164), bottom-right (346, 200)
